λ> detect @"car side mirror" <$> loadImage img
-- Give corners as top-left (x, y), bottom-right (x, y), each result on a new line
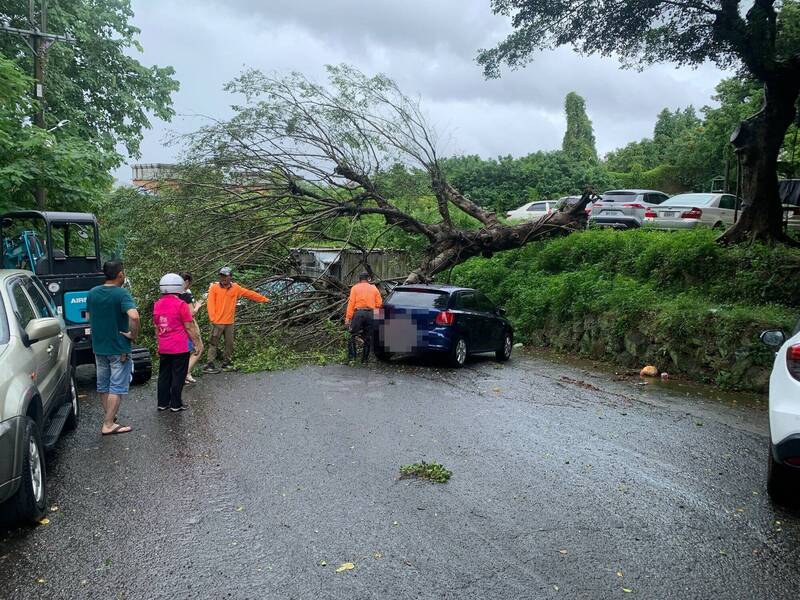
top-left (24, 317), bottom-right (62, 346)
top-left (496, 307), bottom-right (506, 317)
top-left (760, 329), bottom-right (786, 348)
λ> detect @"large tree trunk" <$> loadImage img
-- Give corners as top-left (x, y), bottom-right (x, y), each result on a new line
top-left (404, 191), bottom-right (594, 283)
top-left (720, 78), bottom-right (800, 245)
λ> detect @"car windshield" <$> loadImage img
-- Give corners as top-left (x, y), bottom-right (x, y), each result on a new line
top-left (662, 194), bottom-right (715, 207)
top-left (527, 202), bottom-right (548, 211)
top-left (602, 192), bottom-right (642, 203)
top-left (387, 290), bottom-right (449, 309)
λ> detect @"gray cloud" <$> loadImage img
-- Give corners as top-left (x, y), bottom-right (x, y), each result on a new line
top-left (119, 0), bottom-right (728, 182)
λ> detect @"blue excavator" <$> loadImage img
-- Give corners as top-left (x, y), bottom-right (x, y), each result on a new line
top-left (1, 211), bottom-right (152, 383)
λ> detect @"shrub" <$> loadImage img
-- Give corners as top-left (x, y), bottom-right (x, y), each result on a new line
top-left (449, 229), bottom-right (800, 391)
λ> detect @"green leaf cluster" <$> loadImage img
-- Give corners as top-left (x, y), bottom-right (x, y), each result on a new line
top-left (399, 461), bottom-right (452, 483)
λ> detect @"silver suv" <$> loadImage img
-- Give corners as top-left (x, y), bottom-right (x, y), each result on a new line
top-left (589, 189), bottom-right (670, 229)
top-left (0, 270), bottom-right (77, 524)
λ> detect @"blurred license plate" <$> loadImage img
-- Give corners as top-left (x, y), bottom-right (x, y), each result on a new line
top-left (663, 211), bottom-right (676, 217)
top-left (84, 328), bottom-right (91, 335)
top-left (603, 210), bottom-right (623, 216)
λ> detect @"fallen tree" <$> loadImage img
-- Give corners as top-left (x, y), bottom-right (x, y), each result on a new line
top-left (181, 65), bottom-right (597, 287)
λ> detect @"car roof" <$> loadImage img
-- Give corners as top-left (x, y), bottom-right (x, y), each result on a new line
top-left (392, 284), bottom-right (472, 294)
top-left (603, 189), bottom-right (666, 194)
top-left (669, 192), bottom-right (721, 196)
top-left (0, 269), bottom-right (35, 280)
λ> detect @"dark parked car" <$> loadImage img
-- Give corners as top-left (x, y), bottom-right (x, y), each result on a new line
top-left (374, 285), bottom-right (513, 367)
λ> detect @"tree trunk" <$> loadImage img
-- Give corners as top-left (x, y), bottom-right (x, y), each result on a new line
top-left (404, 191), bottom-right (594, 283)
top-left (719, 78), bottom-right (800, 245)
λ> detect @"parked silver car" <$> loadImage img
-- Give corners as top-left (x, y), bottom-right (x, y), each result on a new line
top-left (589, 189), bottom-right (670, 229)
top-left (0, 270), bottom-right (77, 524)
top-left (643, 193), bottom-right (741, 229)
top-left (506, 200), bottom-right (559, 221)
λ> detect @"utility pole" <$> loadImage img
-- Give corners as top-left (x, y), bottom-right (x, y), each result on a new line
top-left (1, 0), bottom-right (74, 209)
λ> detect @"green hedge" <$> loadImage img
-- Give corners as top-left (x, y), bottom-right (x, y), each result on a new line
top-left (451, 229), bottom-right (799, 392)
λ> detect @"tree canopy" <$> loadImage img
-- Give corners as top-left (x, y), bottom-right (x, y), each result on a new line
top-left (0, 0), bottom-right (179, 172)
top-left (0, 55), bottom-right (110, 212)
top-left (562, 92), bottom-right (597, 162)
top-left (478, 0), bottom-right (800, 78)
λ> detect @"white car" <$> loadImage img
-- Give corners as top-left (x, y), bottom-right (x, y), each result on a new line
top-left (643, 193), bottom-right (741, 229)
top-left (506, 200), bottom-right (558, 221)
top-left (761, 323), bottom-right (800, 504)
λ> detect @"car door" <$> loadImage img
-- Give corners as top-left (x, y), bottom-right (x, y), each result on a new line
top-left (25, 275), bottom-right (65, 374)
top-left (473, 291), bottom-right (502, 351)
top-left (450, 291), bottom-right (481, 350)
top-left (8, 278), bottom-right (59, 411)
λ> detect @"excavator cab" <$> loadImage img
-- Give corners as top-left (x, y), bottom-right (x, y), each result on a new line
top-left (0, 211), bottom-right (151, 382)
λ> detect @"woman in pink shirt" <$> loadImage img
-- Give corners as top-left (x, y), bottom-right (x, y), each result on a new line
top-left (154, 274), bottom-right (203, 412)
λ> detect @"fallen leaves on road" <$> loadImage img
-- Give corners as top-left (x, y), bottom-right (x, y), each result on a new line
top-left (235, 506), bottom-right (244, 512)
top-left (335, 562), bottom-right (355, 573)
top-left (319, 560), bottom-right (327, 567)
top-left (622, 588), bottom-right (633, 593)
top-left (559, 376), bottom-right (602, 392)
top-left (36, 578), bottom-right (45, 584)
top-left (373, 552), bottom-right (384, 559)
top-left (616, 570), bottom-right (624, 577)
top-left (558, 549), bottom-right (568, 555)
top-left (37, 517), bottom-right (50, 525)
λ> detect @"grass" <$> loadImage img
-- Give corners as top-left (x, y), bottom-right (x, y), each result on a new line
top-left (399, 461), bottom-right (453, 483)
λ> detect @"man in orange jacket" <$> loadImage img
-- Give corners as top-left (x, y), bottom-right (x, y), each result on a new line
top-left (345, 271), bottom-right (383, 364)
top-left (203, 267), bottom-right (269, 373)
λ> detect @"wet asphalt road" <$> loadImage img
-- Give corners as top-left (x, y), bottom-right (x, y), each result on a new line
top-left (1, 353), bottom-right (799, 600)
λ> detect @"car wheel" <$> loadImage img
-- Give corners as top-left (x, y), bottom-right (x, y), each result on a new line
top-left (1, 417), bottom-right (47, 524)
top-left (374, 345), bottom-right (392, 362)
top-left (64, 371), bottom-right (80, 431)
top-left (449, 336), bottom-right (468, 368)
top-left (496, 332), bottom-right (513, 362)
top-left (767, 442), bottom-right (799, 506)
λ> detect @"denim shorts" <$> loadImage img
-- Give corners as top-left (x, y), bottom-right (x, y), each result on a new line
top-left (95, 354), bottom-right (133, 395)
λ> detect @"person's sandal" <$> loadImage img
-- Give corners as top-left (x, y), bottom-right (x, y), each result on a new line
top-left (185, 374), bottom-right (197, 384)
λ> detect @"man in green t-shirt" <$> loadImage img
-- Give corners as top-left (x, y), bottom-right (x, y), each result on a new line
top-left (86, 260), bottom-right (140, 435)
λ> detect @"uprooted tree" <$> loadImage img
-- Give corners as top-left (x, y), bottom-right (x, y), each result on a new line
top-left (181, 65), bottom-right (595, 286)
top-left (478, 0), bottom-right (800, 246)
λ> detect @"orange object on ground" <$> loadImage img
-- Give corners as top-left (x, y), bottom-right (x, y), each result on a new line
top-left (206, 283), bottom-right (268, 325)
top-left (345, 281), bottom-right (383, 321)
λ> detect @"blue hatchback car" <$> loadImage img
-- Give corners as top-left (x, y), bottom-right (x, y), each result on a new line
top-left (374, 284), bottom-right (514, 367)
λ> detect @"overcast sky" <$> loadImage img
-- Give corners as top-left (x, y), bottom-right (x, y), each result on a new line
top-left (118, 0), bottom-right (728, 182)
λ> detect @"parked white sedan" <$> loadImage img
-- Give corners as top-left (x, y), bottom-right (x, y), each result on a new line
top-left (643, 193), bottom-right (741, 229)
top-left (761, 323), bottom-right (800, 505)
top-left (506, 200), bottom-right (558, 221)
